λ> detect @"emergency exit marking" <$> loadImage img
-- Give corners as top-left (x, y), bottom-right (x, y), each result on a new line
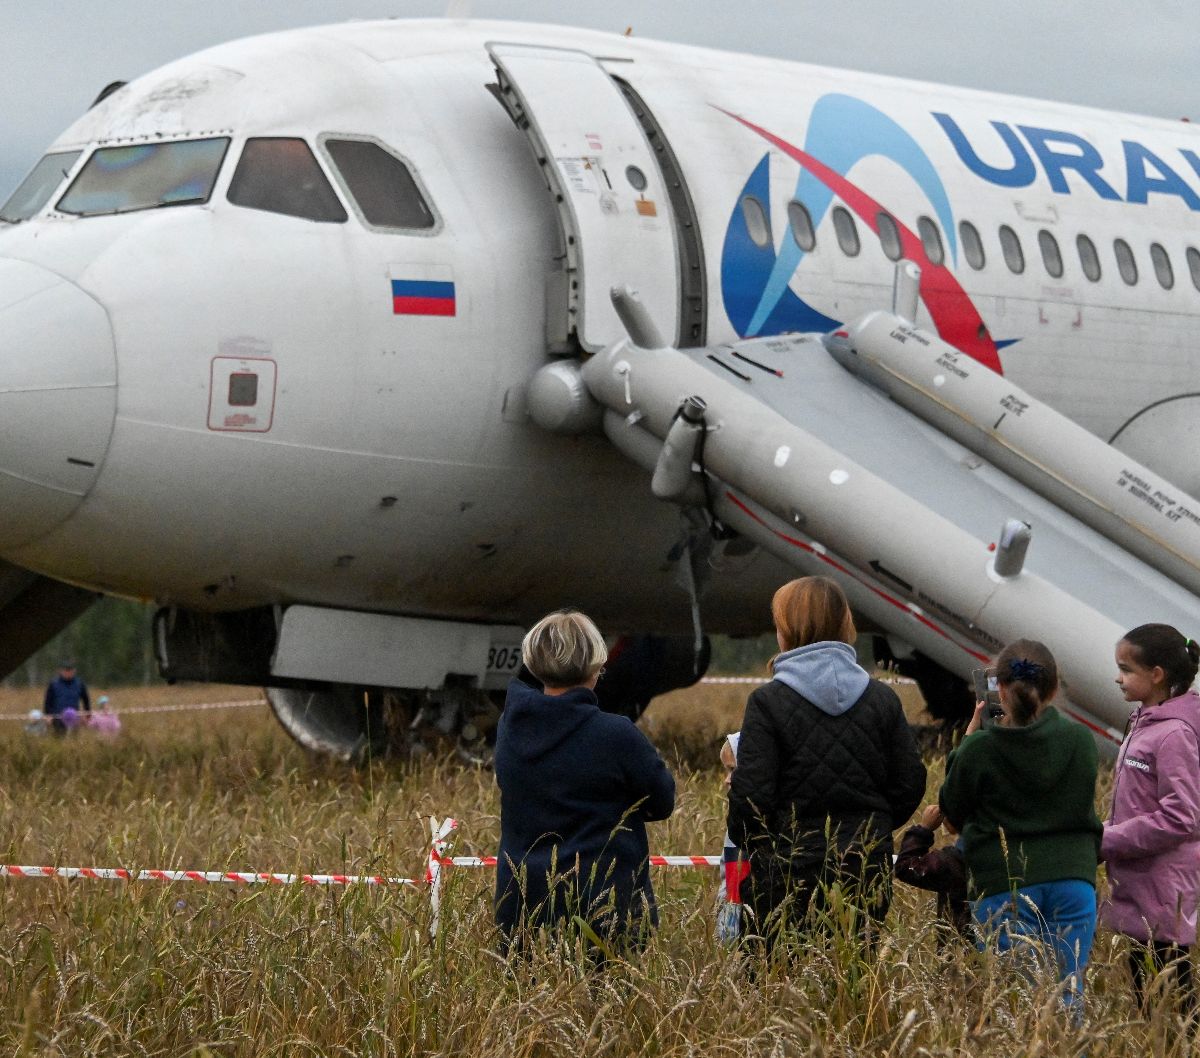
top-left (208, 356), bottom-right (277, 433)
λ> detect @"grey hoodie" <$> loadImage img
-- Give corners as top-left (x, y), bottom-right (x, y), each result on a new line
top-left (771, 641), bottom-right (870, 715)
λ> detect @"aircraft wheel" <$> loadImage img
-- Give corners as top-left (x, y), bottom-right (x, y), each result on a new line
top-left (266, 684), bottom-right (400, 763)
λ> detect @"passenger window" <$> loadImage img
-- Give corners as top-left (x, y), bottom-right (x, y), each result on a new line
top-left (832, 206), bottom-right (860, 257)
top-left (324, 139), bottom-right (435, 230)
top-left (1150, 243), bottom-right (1175, 290)
top-left (876, 212), bottom-right (902, 261)
top-left (999, 225), bottom-right (1025, 274)
top-left (1114, 238), bottom-right (1138, 285)
top-left (740, 195), bottom-right (771, 248)
top-left (1, 150), bottom-right (82, 222)
top-left (228, 138), bottom-right (347, 223)
top-left (917, 216), bottom-right (945, 265)
top-left (787, 199), bottom-right (816, 252)
top-left (58, 139), bottom-right (229, 217)
top-left (960, 220), bottom-right (985, 270)
top-left (1076, 234), bottom-right (1101, 282)
top-left (1188, 247), bottom-right (1200, 292)
top-left (1038, 230), bottom-right (1064, 279)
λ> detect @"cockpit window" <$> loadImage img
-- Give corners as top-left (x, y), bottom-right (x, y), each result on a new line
top-left (324, 138), bottom-right (435, 230)
top-left (1, 150), bottom-right (83, 222)
top-left (228, 138), bottom-right (347, 223)
top-left (57, 139), bottom-right (229, 217)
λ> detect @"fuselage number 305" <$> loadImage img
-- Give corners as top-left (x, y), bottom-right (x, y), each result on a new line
top-left (486, 644), bottom-right (522, 675)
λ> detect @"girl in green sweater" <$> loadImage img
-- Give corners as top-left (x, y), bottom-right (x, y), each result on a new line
top-left (939, 639), bottom-right (1102, 1015)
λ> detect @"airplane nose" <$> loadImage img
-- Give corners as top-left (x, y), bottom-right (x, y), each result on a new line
top-left (0, 259), bottom-right (117, 551)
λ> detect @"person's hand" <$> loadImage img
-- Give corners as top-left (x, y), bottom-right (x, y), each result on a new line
top-left (920, 804), bottom-right (943, 830)
top-left (965, 700), bottom-right (987, 736)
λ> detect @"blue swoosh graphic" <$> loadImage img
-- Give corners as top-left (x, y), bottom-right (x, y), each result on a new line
top-left (740, 94), bottom-right (958, 338)
top-left (720, 154), bottom-right (840, 336)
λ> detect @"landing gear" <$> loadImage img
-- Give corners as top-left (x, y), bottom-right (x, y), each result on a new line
top-left (265, 682), bottom-right (502, 765)
top-left (266, 685), bottom-right (391, 763)
top-left (872, 637), bottom-right (975, 738)
top-left (406, 680), bottom-right (503, 766)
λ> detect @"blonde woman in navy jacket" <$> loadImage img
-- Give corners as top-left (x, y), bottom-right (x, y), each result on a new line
top-left (493, 610), bottom-right (675, 951)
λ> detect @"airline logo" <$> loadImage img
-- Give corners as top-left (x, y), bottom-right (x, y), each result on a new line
top-left (934, 114), bottom-right (1200, 210)
top-left (391, 278), bottom-right (456, 317)
top-left (720, 94), bottom-right (1004, 373)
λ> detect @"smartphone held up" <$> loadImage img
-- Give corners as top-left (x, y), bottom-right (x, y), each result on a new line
top-left (971, 668), bottom-right (1005, 728)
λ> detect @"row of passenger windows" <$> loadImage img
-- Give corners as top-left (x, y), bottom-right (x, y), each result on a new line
top-left (742, 194), bottom-right (1200, 293)
top-left (1, 136), bottom-right (436, 231)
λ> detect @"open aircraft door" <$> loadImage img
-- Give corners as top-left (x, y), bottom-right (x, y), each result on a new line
top-left (489, 43), bottom-right (681, 352)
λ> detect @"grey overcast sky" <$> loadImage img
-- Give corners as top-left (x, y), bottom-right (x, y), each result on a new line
top-left (2, 0), bottom-right (1197, 197)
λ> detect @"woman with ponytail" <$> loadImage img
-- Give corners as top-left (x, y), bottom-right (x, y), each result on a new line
top-left (939, 639), bottom-right (1102, 1014)
top-left (1103, 624), bottom-right (1200, 1013)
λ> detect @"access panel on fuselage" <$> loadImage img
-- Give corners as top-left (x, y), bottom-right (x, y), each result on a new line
top-left (488, 42), bottom-right (680, 353)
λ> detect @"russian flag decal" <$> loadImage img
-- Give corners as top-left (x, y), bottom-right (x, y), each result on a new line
top-left (392, 278), bottom-right (456, 317)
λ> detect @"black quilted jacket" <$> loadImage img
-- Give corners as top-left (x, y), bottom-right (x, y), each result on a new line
top-left (728, 678), bottom-right (927, 867)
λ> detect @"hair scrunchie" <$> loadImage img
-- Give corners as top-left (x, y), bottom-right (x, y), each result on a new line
top-left (1008, 658), bottom-right (1044, 682)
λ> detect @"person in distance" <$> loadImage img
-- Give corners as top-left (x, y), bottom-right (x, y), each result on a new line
top-left (43, 660), bottom-right (91, 736)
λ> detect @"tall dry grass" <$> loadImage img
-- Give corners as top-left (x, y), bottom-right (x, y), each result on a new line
top-left (0, 682), bottom-right (1190, 1056)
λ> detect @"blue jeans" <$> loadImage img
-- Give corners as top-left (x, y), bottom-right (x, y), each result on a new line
top-left (973, 880), bottom-right (1097, 1014)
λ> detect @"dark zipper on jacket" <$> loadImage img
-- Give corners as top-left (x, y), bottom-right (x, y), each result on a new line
top-left (1111, 706), bottom-right (1142, 825)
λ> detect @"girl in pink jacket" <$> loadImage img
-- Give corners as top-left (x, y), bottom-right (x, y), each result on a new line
top-left (1102, 623), bottom-right (1200, 1012)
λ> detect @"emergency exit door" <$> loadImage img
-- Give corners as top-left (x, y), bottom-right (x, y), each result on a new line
top-left (488, 43), bottom-right (681, 353)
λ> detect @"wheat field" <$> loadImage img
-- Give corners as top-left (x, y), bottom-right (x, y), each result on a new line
top-left (0, 680), bottom-right (1190, 1056)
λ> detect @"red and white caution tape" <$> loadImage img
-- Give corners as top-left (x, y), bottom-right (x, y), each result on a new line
top-left (439, 854), bottom-right (721, 868)
top-left (107, 699), bottom-right (263, 716)
top-left (423, 818), bottom-right (725, 935)
top-left (700, 677), bottom-right (769, 685)
top-left (0, 699), bottom-right (263, 721)
top-left (700, 676), bottom-right (914, 686)
top-left (427, 820), bottom-right (722, 873)
top-left (0, 865), bottom-right (415, 887)
top-left (1, 675), bottom-right (914, 720)
top-left (0, 817), bottom-right (731, 945)
top-left (648, 854), bottom-right (723, 867)
top-left (427, 816), bottom-right (459, 937)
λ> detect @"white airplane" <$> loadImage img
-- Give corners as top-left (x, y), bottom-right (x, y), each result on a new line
top-left (3, 18), bottom-right (1200, 758)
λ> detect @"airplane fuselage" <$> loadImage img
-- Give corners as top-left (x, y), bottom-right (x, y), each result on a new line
top-left (2, 19), bottom-right (1199, 640)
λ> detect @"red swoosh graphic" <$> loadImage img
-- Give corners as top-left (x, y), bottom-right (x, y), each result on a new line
top-left (721, 109), bottom-right (1003, 374)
